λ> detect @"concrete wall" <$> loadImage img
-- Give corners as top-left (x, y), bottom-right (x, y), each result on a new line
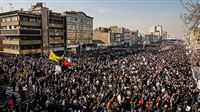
top-left (93, 31), bottom-right (110, 44)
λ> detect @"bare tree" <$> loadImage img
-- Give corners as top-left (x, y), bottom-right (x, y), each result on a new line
top-left (181, 0), bottom-right (200, 66)
top-left (181, 0), bottom-right (200, 34)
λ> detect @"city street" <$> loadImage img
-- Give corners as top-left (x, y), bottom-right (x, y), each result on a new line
top-left (0, 0), bottom-right (200, 111)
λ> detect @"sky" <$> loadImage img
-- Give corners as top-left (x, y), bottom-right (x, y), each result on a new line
top-left (0, 0), bottom-right (188, 39)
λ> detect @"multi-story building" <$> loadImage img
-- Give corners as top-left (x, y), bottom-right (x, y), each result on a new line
top-left (0, 3), bottom-right (64, 55)
top-left (0, 3), bottom-right (93, 55)
top-left (0, 10), bottom-right (42, 55)
top-left (93, 26), bottom-right (138, 46)
top-left (30, 3), bottom-right (65, 55)
top-left (93, 27), bottom-right (110, 46)
top-left (109, 26), bottom-right (124, 44)
top-left (149, 25), bottom-right (167, 41)
top-left (188, 29), bottom-right (200, 66)
top-left (123, 28), bottom-right (139, 45)
top-left (62, 11), bottom-right (93, 51)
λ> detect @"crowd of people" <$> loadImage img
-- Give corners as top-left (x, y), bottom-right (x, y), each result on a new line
top-left (0, 42), bottom-right (200, 112)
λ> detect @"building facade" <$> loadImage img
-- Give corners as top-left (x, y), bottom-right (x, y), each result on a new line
top-left (93, 26), bottom-right (138, 46)
top-left (188, 29), bottom-right (200, 66)
top-left (93, 27), bottom-right (110, 45)
top-left (62, 11), bottom-right (93, 50)
top-left (0, 10), bottom-right (42, 55)
top-left (149, 25), bottom-right (167, 41)
top-left (0, 3), bottom-right (93, 55)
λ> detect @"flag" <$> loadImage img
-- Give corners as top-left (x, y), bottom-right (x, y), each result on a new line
top-left (61, 58), bottom-right (73, 67)
top-left (49, 51), bottom-right (60, 62)
top-left (139, 98), bottom-right (144, 105)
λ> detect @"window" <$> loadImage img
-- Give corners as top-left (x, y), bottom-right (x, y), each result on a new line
top-left (14, 26), bottom-right (17, 29)
top-left (11, 16), bottom-right (18, 21)
top-left (9, 26), bottom-right (12, 29)
top-left (5, 45), bottom-right (19, 50)
top-left (6, 17), bottom-right (11, 22)
top-left (21, 17), bottom-right (28, 21)
top-left (80, 19), bottom-right (83, 23)
top-left (30, 18), bottom-right (35, 22)
top-left (73, 25), bottom-right (78, 29)
top-left (90, 21), bottom-right (92, 25)
top-left (115, 38), bottom-right (121, 42)
top-left (70, 18), bottom-right (73, 22)
top-left (35, 18), bottom-right (40, 22)
top-left (67, 25), bottom-right (72, 29)
top-left (12, 26), bottom-right (18, 29)
top-left (74, 18), bottom-right (77, 21)
top-left (83, 26), bottom-right (87, 30)
top-left (2, 18), bottom-right (6, 22)
top-left (1, 26), bottom-right (7, 29)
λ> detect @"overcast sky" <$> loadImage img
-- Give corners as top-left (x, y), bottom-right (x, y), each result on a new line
top-left (0, 0), bottom-right (188, 39)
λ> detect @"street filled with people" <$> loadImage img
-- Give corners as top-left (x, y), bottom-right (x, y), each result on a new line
top-left (0, 42), bottom-right (200, 111)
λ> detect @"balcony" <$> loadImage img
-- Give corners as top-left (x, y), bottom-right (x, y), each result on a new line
top-left (0, 21), bottom-right (19, 26)
top-left (49, 32), bottom-right (64, 36)
top-left (50, 39), bottom-right (64, 44)
top-left (3, 40), bottom-right (20, 45)
top-left (20, 40), bottom-right (41, 45)
top-left (0, 28), bottom-right (41, 36)
top-left (0, 29), bottom-right (19, 36)
top-left (3, 40), bottom-right (41, 45)
top-left (3, 48), bottom-right (20, 54)
top-left (49, 23), bottom-right (63, 28)
top-left (20, 49), bottom-right (41, 54)
top-left (20, 21), bottom-right (41, 27)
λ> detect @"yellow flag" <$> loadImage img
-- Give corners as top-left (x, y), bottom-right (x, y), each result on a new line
top-left (49, 51), bottom-right (60, 62)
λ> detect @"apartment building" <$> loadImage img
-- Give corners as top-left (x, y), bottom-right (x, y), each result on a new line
top-left (62, 11), bottom-right (93, 50)
top-left (93, 26), bottom-right (138, 46)
top-left (189, 29), bottom-right (200, 48)
top-left (109, 26), bottom-right (124, 44)
top-left (149, 25), bottom-right (168, 41)
top-left (0, 3), bottom-right (93, 55)
top-left (30, 3), bottom-right (65, 55)
top-left (0, 10), bottom-right (42, 55)
top-left (0, 3), bottom-right (64, 55)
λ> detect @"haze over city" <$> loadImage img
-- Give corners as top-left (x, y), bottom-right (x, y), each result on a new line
top-left (0, 0), bottom-right (186, 39)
